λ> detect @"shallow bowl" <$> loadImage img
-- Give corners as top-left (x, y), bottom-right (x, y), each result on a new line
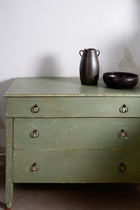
top-left (103, 72), bottom-right (139, 89)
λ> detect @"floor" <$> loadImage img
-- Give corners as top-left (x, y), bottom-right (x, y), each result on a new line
top-left (0, 172), bottom-right (140, 210)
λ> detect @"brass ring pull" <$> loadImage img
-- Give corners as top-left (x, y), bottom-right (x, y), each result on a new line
top-left (31, 104), bottom-right (40, 113)
top-left (30, 129), bottom-right (39, 138)
top-left (30, 162), bottom-right (38, 173)
top-left (118, 129), bottom-right (127, 140)
top-left (119, 162), bottom-right (126, 172)
top-left (119, 104), bottom-right (128, 113)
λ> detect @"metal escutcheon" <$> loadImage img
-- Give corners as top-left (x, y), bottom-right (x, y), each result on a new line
top-left (30, 162), bottom-right (38, 173)
top-left (118, 129), bottom-right (127, 140)
top-left (31, 104), bottom-right (40, 113)
top-left (30, 129), bottom-right (39, 138)
top-left (119, 104), bottom-right (128, 113)
top-left (119, 162), bottom-right (126, 172)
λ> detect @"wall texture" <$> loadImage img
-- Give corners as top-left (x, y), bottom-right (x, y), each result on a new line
top-left (0, 0), bottom-right (140, 150)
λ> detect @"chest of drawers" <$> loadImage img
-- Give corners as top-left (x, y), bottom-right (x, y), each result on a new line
top-left (5, 77), bottom-right (140, 209)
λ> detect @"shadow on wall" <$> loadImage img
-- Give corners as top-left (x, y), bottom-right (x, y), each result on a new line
top-left (0, 56), bottom-right (62, 151)
top-left (1, 0), bottom-right (140, 149)
top-left (34, 55), bottom-right (62, 77)
top-left (104, 0), bottom-right (140, 76)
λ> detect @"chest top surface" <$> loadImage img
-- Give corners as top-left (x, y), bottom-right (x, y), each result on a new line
top-left (4, 77), bottom-right (140, 97)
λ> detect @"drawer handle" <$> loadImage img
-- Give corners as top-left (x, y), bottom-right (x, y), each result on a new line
top-left (118, 129), bottom-right (127, 140)
top-left (30, 162), bottom-right (38, 173)
top-left (30, 129), bottom-right (39, 138)
top-left (119, 162), bottom-right (126, 172)
top-left (31, 104), bottom-right (40, 113)
top-left (119, 104), bottom-right (128, 113)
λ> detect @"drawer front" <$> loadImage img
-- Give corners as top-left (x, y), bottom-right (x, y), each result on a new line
top-left (13, 150), bottom-right (140, 183)
top-left (6, 97), bottom-right (140, 117)
top-left (14, 118), bottom-right (140, 150)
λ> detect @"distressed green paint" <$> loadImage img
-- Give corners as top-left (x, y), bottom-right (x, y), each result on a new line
top-left (13, 150), bottom-right (140, 183)
top-left (4, 77), bottom-right (140, 97)
top-left (6, 97), bottom-right (140, 117)
top-left (6, 118), bottom-right (13, 209)
top-left (14, 118), bottom-right (140, 150)
top-left (5, 77), bottom-right (140, 209)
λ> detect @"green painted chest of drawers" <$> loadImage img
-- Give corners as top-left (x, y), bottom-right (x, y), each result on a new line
top-left (5, 77), bottom-right (140, 209)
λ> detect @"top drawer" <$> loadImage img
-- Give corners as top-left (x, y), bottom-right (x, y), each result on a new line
top-left (6, 97), bottom-right (140, 117)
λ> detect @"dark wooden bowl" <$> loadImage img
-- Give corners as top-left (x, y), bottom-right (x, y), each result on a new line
top-left (103, 72), bottom-right (139, 89)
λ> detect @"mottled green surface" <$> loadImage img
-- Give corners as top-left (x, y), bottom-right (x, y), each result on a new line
top-left (6, 118), bottom-right (13, 208)
top-left (14, 118), bottom-right (140, 150)
top-left (6, 97), bottom-right (140, 117)
top-left (4, 77), bottom-right (140, 97)
top-left (5, 77), bottom-right (140, 209)
top-left (13, 150), bottom-right (140, 183)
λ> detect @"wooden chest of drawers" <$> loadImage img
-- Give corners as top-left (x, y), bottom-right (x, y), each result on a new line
top-left (5, 77), bottom-right (140, 209)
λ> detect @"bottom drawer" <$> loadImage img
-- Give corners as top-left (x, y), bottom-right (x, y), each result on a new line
top-left (13, 150), bottom-right (140, 183)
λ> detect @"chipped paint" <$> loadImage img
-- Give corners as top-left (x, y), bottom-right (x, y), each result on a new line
top-left (116, 122), bottom-right (124, 125)
top-left (70, 125), bottom-right (77, 131)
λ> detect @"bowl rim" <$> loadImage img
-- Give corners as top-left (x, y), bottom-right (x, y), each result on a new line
top-left (103, 72), bottom-right (138, 78)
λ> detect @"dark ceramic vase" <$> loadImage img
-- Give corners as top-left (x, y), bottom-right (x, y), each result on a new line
top-left (79, 48), bottom-right (100, 85)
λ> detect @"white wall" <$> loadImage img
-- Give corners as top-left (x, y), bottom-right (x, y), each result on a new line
top-left (0, 0), bottom-right (140, 149)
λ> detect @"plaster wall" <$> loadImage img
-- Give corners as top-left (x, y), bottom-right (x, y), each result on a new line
top-left (0, 0), bottom-right (140, 150)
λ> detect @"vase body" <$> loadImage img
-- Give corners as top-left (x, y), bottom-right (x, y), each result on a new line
top-left (79, 48), bottom-right (100, 85)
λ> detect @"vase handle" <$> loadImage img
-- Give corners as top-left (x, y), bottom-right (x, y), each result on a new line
top-left (96, 50), bottom-right (100, 56)
top-left (79, 50), bottom-right (84, 57)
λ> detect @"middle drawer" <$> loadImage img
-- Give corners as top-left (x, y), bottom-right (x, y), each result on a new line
top-left (14, 118), bottom-right (140, 150)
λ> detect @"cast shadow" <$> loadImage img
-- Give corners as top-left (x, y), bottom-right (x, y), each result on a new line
top-left (0, 173), bottom-right (6, 209)
top-left (0, 202), bottom-right (6, 210)
top-left (35, 55), bottom-right (80, 85)
top-left (35, 55), bottom-right (61, 77)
